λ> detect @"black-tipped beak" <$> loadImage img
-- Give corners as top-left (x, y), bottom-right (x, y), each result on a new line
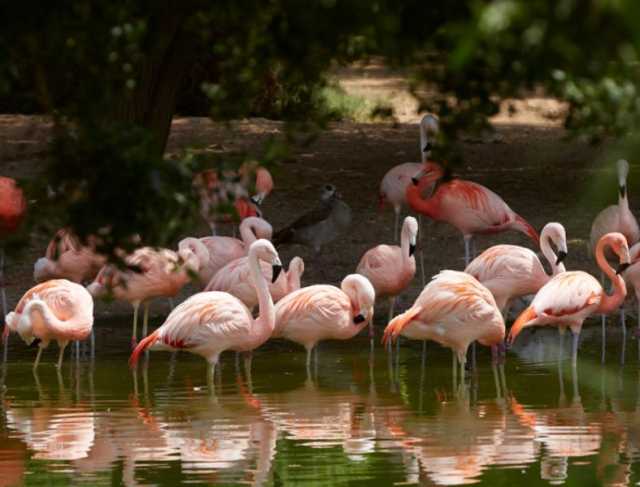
top-left (423, 142), bottom-right (432, 152)
top-left (271, 264), bottom-right (282, 283)
top-left (411, 177), bottom-right (419, 185)
top-left (250, 195), bottom-right (261, 206)
top-left (409, 243), bottom-right (416, 257)
top-left (616, 262), bottom-right (631, 275)
top-left (555, 250), bottom-right (568, 266)
top-left (620, 185), bottom-right (627, 198)
top-left (29, 338), bottom-right (41, 349)
top-left (353, 314), bottom-right (366, 324)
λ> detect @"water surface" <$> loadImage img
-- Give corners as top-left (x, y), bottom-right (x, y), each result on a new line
top-left (1, 319), bottom-right (639, 486)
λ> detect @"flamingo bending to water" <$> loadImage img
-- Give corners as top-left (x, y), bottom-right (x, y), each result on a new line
top-left (356, 216), bottom-right (418, 328)
top-left (272, 274), bottom-right (375, 376)
top-left (382, 270), bottom-right (505, 381)
top-left (465, 222), bottom-right (568, 315)
top-left (5, 279), bottom-right (94, 369)
top-left (508, 232), bottom-right (630, 365)
top-left (88, 245), bottom-right (204, 347)
top-left (129, 240), bottom-right (282, 384)
top-left (178, 216), bottom-right (273, 287)
top-left (407, 168), bottom-right (539, 266)
top-left (33, 228), bottom-right (105, 284)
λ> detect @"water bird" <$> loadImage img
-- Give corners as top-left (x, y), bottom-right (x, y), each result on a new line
top-left (0, 177), bottom-right (26, 317)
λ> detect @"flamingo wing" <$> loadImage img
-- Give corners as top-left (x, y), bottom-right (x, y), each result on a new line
top-left (442, 181), bottom-right (514, 228)
top-left (156, 292), bottom-right (253, 349)
top-left (530, 271), bottom-right (601, 318)
top-left (274, 285), bottom-right (348, 335)
top-left (466, 245), bottom-right (540, 282)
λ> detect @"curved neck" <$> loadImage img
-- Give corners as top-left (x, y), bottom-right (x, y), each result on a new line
top-left (399, 229), bottom-right (413, 267)
top-left (240, 222), bottom-right (258, 246)
top-left (249, 251), bottom-right (275, 346)
top-left (287, 268), bottom-right (302, 293)
top-left (24, 299), bottom-right (67, 336)
top-left (540, 236), bottom-right (564, 276)
top-left (406, 183), bottom-right (437, 218)
top-left (595, 242), bottom-right (627, 314)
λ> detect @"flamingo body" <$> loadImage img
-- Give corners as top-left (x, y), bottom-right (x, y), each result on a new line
top-left (34, 229), bottom-right (105, 284)
top-left (383, 270), bottom-right (504, 363)
top-left (205, 255), bottom-right (304, 310)
top-left (5, 279), bottom-right (94, 367)
top-left (0, 177), bottom-right (26, 237)
top-left (273, 274), bottom-right (375, 351)
top-left (465, 222), bottom-right (567, 311)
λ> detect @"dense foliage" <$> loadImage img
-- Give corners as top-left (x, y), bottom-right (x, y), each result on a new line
top-left (1, 0), bottom-right (639, 253)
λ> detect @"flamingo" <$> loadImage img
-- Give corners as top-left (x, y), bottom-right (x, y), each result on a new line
top-left (379, 114), bottom-right (441, 241)
top-left (356, 216), bottom-right (418, 332)
top-left (87, 245), bottom-right (204, 347)
top-left (204, 254), bottom-right (305, 311)
top-left (178, 216), bottom-right (273, 287)
top-left (622, 241), bottom-right (640, 336)
top-left (33, 228), bottom-right (106, 284)
top-left (590, 159), bottom-right (639, 348)
top-left (129, 239), bottom-right (283, 385)
top-left (465, 222), bottom-right (568, 315)
top-left (272, 274), bottom-right (375, 376)
top-left (0, 177), bottom-right (26, 319)
top-left (508, 232), bottom-right (631, 365)
top-left (382, 270), bottom-right (505, 381)
top-left (4, 279), bottom-right (94, 369)
top-left (407, 167), bottom-right (539, 266)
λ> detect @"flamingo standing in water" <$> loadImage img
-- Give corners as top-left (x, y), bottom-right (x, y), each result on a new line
top-left (590, 159), bottom-right (639, 347)
top-left (0, 177), bottom-right (26, 318)
top-left (272, 274), bottom-right (375, 376)
top-left (33, 228), bottom-right (105, 284)
top-left (4, 279), bottom-right (94, 369)
top-left (508, 232), bottom-right (631, 365)
top-left (129, 240), bottom-right (283, 385)
top-left (88, 245), bottom-right (205, 347)
top-left (204, 254), bottom-right (305, 311)
top-left (356, 216), bottom-right (418, 334)
top-left (407, 167), bottom-right (539, 266)
top-left (465, 222), bottom-right (568, 316)
top-left (178, 216), bottom-right (273, 287)
top-left (382, 270), bottom-right (505, 381)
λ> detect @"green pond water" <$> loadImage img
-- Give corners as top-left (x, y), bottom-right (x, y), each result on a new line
top-left (1, 317), bottom-right (640, 486)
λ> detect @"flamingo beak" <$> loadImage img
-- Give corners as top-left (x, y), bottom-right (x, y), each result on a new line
top-left (28, 337), bottom-right (41, 348)
top-left (555, 250), bottom-right (568, 266)
top-left (411, 168), bottom-right (426, 185)
top-left (616, 262), bottom-right (630, 275)
top-left (620, 185), bottom-right (627, 198)
top-left (353, 314), bottom-right (366, 324)
top-left (271, 264), bottom-right (282, 283)
top-left (409, 243), bottom-right (416, 257)
top-left (423, 142), bottom-right (432, 153)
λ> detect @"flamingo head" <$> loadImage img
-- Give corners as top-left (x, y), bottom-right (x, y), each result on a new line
top-left (402, 216), bottom-right (419, 257)
top-left (249, 239), bottom-right (282, 283)
top-left (341, 274), bottom-right (376, 326)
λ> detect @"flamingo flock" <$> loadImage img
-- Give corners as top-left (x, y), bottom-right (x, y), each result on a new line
top-left (1, 114), bottom-right (639, 389)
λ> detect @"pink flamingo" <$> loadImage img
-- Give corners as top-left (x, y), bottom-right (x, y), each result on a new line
top-left (0, 177), bottom-right (26, 318)
top-left (465, 222), bottom-right (568, 315)
top-left (88, 245), bottom-right (204, 347)
top-left (129, 240), bottom-right (283, 385)
top-left (4, 279), bottom-right (94, 369)
top-left (407, 168), bottom-right (539, 266)
top-left (356, 216), bottom-right (418, 328)
top-left (379, 114), bottom-right (440, 241)
top-left (178, 216), bottom-right (273, 287)
top-left (33, 228), bottom-right (106, 284)
top-left (508, 232), bottom-right (631, 365)
top-left (272, 274), bottom-right (375, 375)
top-left (204, 254), bottom-right (305, 310)
top-left (623, 242), bottom-right (640, 335)
top-left (382, 270), bottom-right (505, 381)
top-left (590, 159), bottom-right (639, 346)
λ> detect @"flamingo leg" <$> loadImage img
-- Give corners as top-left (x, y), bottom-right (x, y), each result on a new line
top-left (142, 302), bottom-right (150, 338)
top-left (243, 352), bottom-right (253, 391)
top-left (621, 306), bottom-right (627, 366)
top-left (131, 301), bottom-right (140, 348)
top-left (306, 347), bottom-right (313, 380)
top-left (90, 329), bottom-right (95, 361)
top-left (417, 215), bottom-right (426, 288)
top-left (492, 363), bottom-right (502, 400)
top-left (33, 345), bottom-right (44, 370)
top-left (56, 340), bottom-right (68, 369)
top-left (421, 340), bottom-right (427, 371)
top-left (464, 235), bottom-right (472, 266)
top-left (394, 207), bottom-right (400, 243)
top-left (452, 351), bottom-right (457, 389)
top-left (571, 331), bottom-right (579, 367)
top-left (600, 271), bottom-right (606, 363)
top-left (207, 362), bottom-right (216, 393)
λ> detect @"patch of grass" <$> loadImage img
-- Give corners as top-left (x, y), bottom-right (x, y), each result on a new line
top-left (319, 85), bottom-right (393, 122)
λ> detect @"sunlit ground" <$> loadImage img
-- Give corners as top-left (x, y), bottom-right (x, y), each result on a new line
top-left (0, 316), bottom-right (639, 486)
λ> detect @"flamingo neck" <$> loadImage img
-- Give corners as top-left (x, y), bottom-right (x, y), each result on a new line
top-left (406, 183), bottom-right (437, 219)
top-left (240, 223), bottom-right (258, 246)
top-left (286, 268), bottom-right (302, 293)
top-left (399, 229), bottom-right (414, 269)
top-left (595, 241), bottom-right (627, 314)
top-left (249, 251), bottom-right (275, 347)
top-left (540, 235), bottom-right (564, 276)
